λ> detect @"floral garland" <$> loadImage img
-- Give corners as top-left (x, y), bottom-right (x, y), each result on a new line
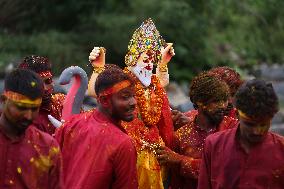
top-left (124, 68), bottom-right (164, 126)
top-left (122, 118), bottom-right (162, 151)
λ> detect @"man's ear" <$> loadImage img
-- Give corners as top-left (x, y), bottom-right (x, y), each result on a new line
top-left (97, 95), bottom-right (110, 108)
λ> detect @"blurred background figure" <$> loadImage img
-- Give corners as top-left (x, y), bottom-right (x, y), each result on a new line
top-left (18, 55), bottom-right (65, 135)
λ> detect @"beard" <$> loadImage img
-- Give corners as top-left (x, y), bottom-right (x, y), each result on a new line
top-left (40, 92), bottom-right (52, 111)
top-left (17, 119), bottom-right (33, 133)
top-left (204, 109), bottom-right (225, 125)
top-left (4, 112), bottom-right (32, 134)
top-left (109, 99), bottom-right (136, 122)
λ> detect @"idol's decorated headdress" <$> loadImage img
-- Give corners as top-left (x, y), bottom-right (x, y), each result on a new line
top-left (125, 18), bottom-right (167, 67)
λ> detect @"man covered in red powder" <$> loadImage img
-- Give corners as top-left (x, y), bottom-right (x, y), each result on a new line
top-left (208, 66), bottom-right (243, 119)
top-left (88, 18), bottom-right (175, 188)
top-left (157, 72), bottom-right (239, 189)
top-left (18, 55), bottom-right (65, 135)
top-left (198, 79), bottom-right (284, 189)
top-left (0, 69), bottom-right (63, 188)
top-left (55, 67), bottom-right (138, 189)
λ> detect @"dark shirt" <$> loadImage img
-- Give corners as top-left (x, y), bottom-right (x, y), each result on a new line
top-left (198, 127), bottom-right (284, 189)
top-left (0, 125), bottom-right (63, 188)
top-left (172, 110), bottom-right (238, 189)
top-left (55, 109), bottom-right (138, 189)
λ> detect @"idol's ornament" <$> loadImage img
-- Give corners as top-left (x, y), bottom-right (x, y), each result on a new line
top-left (125, 18), bottom-right (173, 88)
top-left (125, 18), bottom-right (167, 67)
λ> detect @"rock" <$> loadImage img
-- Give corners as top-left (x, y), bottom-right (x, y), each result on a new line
top-left (254, 64), bottom-right (284, 81)
top-left (271, 124), bottom-right (284, 136)
top-left (166, 82), bottom-right (193, 112)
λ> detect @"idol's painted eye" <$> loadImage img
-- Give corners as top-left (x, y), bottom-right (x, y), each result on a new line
top-left (143, 59), bottom-right (149, 63)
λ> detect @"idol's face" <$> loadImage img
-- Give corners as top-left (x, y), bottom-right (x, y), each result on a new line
top-left (239, 117), bottom-right (271, 144)
top-left (109, 85), bottom-right (137, 122)
top-left (131, 50), bottom-right (155, 87)
top-left (3, 98), bottom-right (40, 133)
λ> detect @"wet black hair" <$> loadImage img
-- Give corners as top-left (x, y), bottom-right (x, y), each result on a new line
top-left (235, 79), bottom-right (279, 119)
top-left (4, 68), bottom-right (44, 99)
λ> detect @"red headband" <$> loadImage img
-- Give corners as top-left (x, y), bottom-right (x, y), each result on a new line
top-left (3, 91), bottom-right (42, 107)
top-left (39, 71), bottom-right (52, 78)
top-left (98, 80), bottom-right (131, 97)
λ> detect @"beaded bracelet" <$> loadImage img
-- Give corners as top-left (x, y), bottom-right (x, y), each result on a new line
top-left (93, 66), bottom-right (105, 74)
top-left (158, 65), bottom-right (168, 72)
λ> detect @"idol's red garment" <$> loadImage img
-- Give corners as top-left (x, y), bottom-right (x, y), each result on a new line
top-left (198, 127), bottom-right (284, 189)
top-left (55, 110), bottom-right (138, 189)
top-left (172, 110), bottom-right (239, 189)
top-left (33, 93), bottom-right (65, 135)
top-left (0, 125), bottom-right (63, 189)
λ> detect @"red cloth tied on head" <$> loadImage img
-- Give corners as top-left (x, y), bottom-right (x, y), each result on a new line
top-left (98, 80), bottom-right (131, 97)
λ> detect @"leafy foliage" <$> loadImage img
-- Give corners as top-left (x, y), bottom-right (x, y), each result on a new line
top-left (0, 0), bottom-right (283, 81)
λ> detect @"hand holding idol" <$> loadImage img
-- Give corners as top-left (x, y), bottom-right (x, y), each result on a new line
top-left (89, 47), bottom-right (106, 69)
top-left (160, 43), bottom-right (175, 67)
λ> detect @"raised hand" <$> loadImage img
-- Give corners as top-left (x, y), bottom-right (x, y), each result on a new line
top-left (89, 47), bottom-right (106, 68)
top-left (160, 43), bottom-right (175, 67)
